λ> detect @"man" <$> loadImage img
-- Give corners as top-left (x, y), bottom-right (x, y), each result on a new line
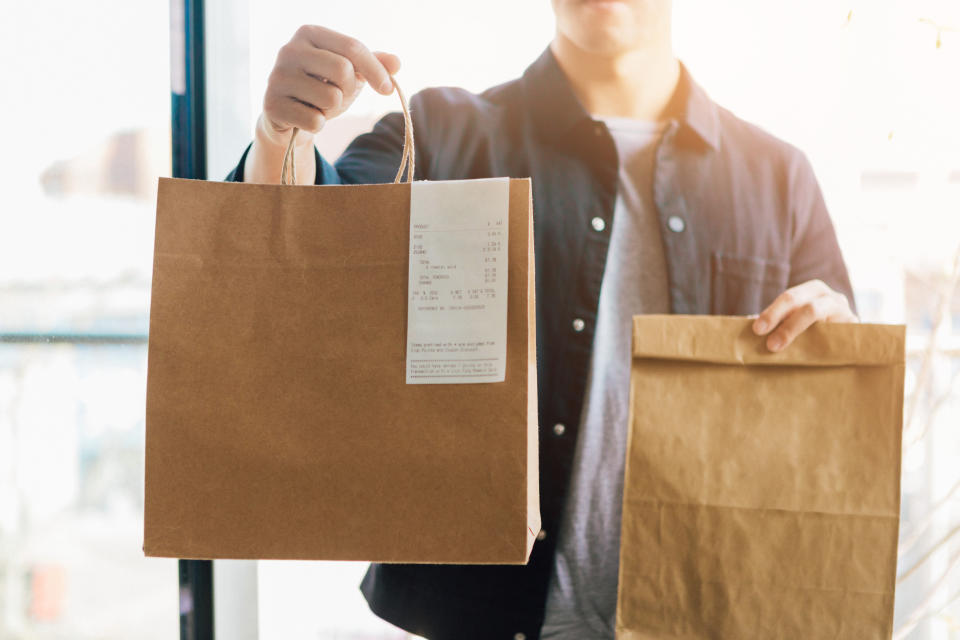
top-left (229, 1), bottom-right (858, 638)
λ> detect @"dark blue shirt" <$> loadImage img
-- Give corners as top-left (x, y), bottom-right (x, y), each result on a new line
top-left (228, 47), bottom-right (854, 640)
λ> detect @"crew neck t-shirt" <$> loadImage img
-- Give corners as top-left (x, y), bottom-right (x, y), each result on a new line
top-left (541, 117), bottom-right (670, 639)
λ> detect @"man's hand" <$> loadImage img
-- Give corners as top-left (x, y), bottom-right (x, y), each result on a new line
top-left (752, 279), bottom-right (858, 352)
top-left (260, 25), bottom-right (400, 146)
top-left (245, 25), bottom-right (401, 184)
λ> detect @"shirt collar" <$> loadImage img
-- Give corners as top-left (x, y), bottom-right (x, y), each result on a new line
top-left (521, 46), bottom-right (720, 151)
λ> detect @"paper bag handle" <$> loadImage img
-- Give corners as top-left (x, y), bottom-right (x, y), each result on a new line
top-left (280, 76), bottom-right (415, 186)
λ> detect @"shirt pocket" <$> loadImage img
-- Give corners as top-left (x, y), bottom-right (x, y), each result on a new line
top-left (710, 252), bottom-right (790, 315)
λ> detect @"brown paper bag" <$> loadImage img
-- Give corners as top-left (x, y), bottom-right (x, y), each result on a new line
top-left (143, 135), bottom-right (539, 562)
top-left (617, 315), bottom-right (904, 639)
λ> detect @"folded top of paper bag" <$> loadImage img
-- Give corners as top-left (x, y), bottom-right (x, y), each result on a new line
top-left (632, 315), bottom-right (905, 367)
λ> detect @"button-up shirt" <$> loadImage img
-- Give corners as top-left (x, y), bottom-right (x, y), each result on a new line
top-left (227, 47), bottom-right (854, 640)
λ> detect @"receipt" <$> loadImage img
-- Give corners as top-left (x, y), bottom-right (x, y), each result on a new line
top-left (406, 178), bottom-right (510, 384)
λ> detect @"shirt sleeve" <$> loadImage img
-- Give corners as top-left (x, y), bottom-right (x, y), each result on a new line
top-left (787, 152), bottom-right (857, 314)
top-left (335, 110), bottom-right (422, 184)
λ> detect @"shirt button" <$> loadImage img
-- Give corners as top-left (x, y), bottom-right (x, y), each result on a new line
top-left (572, 318), bottom-right (585, 332)
top-left (553, 423), bottom-right (566, 436)
top-left (667, 215), bottom-right (686, 233)
top-left (514, 634), bottom-right (527, 640)
top-left (536, 529), bottom-right (547, 541)
top-left (591, 216), bottom-right (606, 232)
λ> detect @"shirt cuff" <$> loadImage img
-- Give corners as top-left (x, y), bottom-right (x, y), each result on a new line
top-left (224, 142), bottom-right (338, 185)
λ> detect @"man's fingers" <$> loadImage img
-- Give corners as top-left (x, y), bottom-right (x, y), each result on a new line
top-left (373, 51), bottom-right (401, 76)
top-left (763, 291), bottom-right (857, 351)
top-left (753, 279), bottom-right (827, 335)
top-left (298, 25), bottom-right (393, 94)
top-left (280, 73), bottom-right (343, 112)
top-left (269, 72), bottom-right (343, 118)
top-left (749, 278), bottom-right (856, 352)
top-left (766, 299), bottom-right (822, 352)
top-left (825, 293), bottom-right (859, 323)
top-left (263, 91), bottom-right (327, 134)
top-left (296, 48), bottom-right (359, 98)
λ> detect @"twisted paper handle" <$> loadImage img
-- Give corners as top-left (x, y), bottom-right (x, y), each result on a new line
top-left (281, 76), bottom-right (414, 186)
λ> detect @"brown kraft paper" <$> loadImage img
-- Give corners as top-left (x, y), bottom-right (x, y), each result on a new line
top-left (143, 176), bottom-right (539, 563)
top-left (617, 315), bottom-right (905, 639)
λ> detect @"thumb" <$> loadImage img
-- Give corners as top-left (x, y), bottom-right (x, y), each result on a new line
top-left (373, 51), bottom-right (401, 77)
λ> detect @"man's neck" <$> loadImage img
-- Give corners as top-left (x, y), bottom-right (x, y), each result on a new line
top-left (550, 33), bottom-right (680, 122)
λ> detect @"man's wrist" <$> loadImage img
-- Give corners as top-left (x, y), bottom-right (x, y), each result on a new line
top-left (255, 114), bottom-right (316, 152)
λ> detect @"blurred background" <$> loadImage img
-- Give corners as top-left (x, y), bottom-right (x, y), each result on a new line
top-left (0, 0), bottom-right (958, 638)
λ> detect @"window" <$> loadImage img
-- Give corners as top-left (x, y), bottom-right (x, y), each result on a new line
top-left (0, 1), bottom-right (176, 638)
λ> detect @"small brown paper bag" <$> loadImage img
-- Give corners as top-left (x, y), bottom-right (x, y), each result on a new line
top-left (617, 315), bottom-right (904, 639)
top-left (144, 90), bottom-right (539, 563)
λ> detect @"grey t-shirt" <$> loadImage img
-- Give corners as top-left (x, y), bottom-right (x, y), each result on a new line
top-left (541, 118), bottom-right (669, 639)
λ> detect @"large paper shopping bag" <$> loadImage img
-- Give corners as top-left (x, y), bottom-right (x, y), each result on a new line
top-left (617, 315), bottom-right (904, 639)
top-left (143, 90), bottom-right (539, 563)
